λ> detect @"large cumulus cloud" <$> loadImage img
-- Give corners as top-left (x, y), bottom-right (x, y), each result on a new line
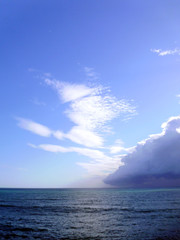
top-left (104, 116), bottom-right (180, 188)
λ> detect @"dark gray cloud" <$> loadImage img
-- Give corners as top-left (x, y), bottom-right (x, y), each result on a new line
top-left (104, 116), bottom-right (180, 188)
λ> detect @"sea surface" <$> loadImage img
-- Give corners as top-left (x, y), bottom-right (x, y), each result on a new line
top-left (0, 188), bottom-right (180, 240)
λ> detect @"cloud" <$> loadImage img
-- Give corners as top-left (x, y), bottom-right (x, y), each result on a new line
top-left (84, 67), bottom-right (99, 80)
top-left (66, 94), bottom-right (135, 131)
top-left (29, 142), bottom-right (107, 158)
top-left (29, 142), bottom-right (124, 176)
top-left (17, 117), bottom-right (102, 147)
top-left (109, 139), bottom-right (125, 154)
top-left (17, 117), bottom-right (52, 137)
top-left (38, 144), bottom-right (69, 153)
top-left (45, 77), bottom-right (136, 131)
top-left (18, 70), bottom-right (137, 177)
top-left (104, 116), bottom-right (180, 188)
top-left (29, 143), bottom-right (68, 153)
top-left (109, 139), bottom-right (136, 154)
top-left (43, 75), bottom-right (136, 150)
top-left (72, 147), bottom-right (110, 162)
top-left (77, 155), bottom-right (124, 176)
top-left (17, 117), bottom-right (64, 140)
top-left (74, 149), bottom-right (125, 176)
top-left (53, 130), bottom-right (64, 140)
top-left (45, 78), bottom-right (95, 103)
top-left (151, 48), bottom-right (180, 56)
top-left (31, 98), bottom-right (46, 106)
top-left (66, 126), bottom-right (103, 148)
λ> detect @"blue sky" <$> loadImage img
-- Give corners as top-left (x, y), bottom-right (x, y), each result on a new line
top-left (1, 0), bottom-right (180, 187)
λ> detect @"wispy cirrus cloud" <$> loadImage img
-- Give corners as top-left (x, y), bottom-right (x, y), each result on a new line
top-left (36, 144), bottom-right (69, 153)
top-left (17, 68), bottom-right (137, 176)
top-left (31, 143), bottom-right (107, 159)
top-left (45, 78), bottom-right (95, 103)
top-left (84, 67), bottom-right (99, 80)
top-left (17, 117), bottom-right (102, 148)
top-left (43, 74), bottom-right (136, 150)
top-left (77, 154), bottom-right (125, 176)
top-left (66, 93), bottom-right (136, 131)
top-left (66, 126), bottom-right (103, 148)
top-left (151, 48), bottom-right (180, 56)
top-left (31, 98), bottom-right (46, 107)
top-left (45, 77), bottom-right (136, 131)
top-left (17, 117), bottom-right (64, 140)
top-left (17, 117), bottom-right (52, 137)
top-left (29, 142), bottom-right (124, 176)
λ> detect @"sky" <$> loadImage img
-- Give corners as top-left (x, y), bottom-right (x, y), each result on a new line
top-left (1, 0), bottom-right (180, 188)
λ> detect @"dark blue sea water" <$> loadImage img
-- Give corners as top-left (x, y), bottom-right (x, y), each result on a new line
top-left (0, 188), bottom-right (180, 240)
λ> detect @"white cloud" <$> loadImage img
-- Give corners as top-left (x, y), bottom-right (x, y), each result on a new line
top-left (151, 48), bottom-right (180, 56)
top-left (44, 76), bottom-right (136, 131)
top-left (29, 143), bottom-right (69, 153)
top-left (17, 117), bottom-right (52, 137)
top-left (16, 117), bottom-right (102, 148)
top-left (72, 147), bottom-right (110, 162)
top-left (109, 139), bottom-right (136, 154)
top-left (109, 139), bottom-right (124, 154)
top-left (27, 143), bottom-right (37, 148)
top-left (110, 146), bottom-right (125, 154)
top-left (45, 78), bottom-right (95, 103)
top-left (29, 142), bottom-right (125, 176)
top-left (38, 144), bottom-right (69, 153)
top-left (161, 115), bottom-right (180, 131)
top-left (29, 143), bottom-right (106, 159)
top-left (19, 70), bottom-right (138, 177)
top-left (73, 147), bottom-right (125, 176)
top-left (17, 118), bottom-right (64, 140)
top-left (31, 98), bottom-right (46, 106)
top-left (66, 94), bottom-right (136, 131)
top-left (84, 67), bottom-right (99, 80)
top-left (77, 155), bottom-right (124, 176)
top-left (43, 75), bottom-right (136, 149)
top-left (66, 126), bottom-right (103, 148)
top-left (53, 130), bottom-right (64, 140)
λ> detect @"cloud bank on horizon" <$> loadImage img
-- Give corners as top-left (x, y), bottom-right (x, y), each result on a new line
top-left (104, 116), bottom-right (180, 188)
top-left (16, 69), bottom-right (137, 176)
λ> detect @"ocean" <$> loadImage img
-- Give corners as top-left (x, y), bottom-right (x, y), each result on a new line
top-left (0, 188), bottom-right (180, 240)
